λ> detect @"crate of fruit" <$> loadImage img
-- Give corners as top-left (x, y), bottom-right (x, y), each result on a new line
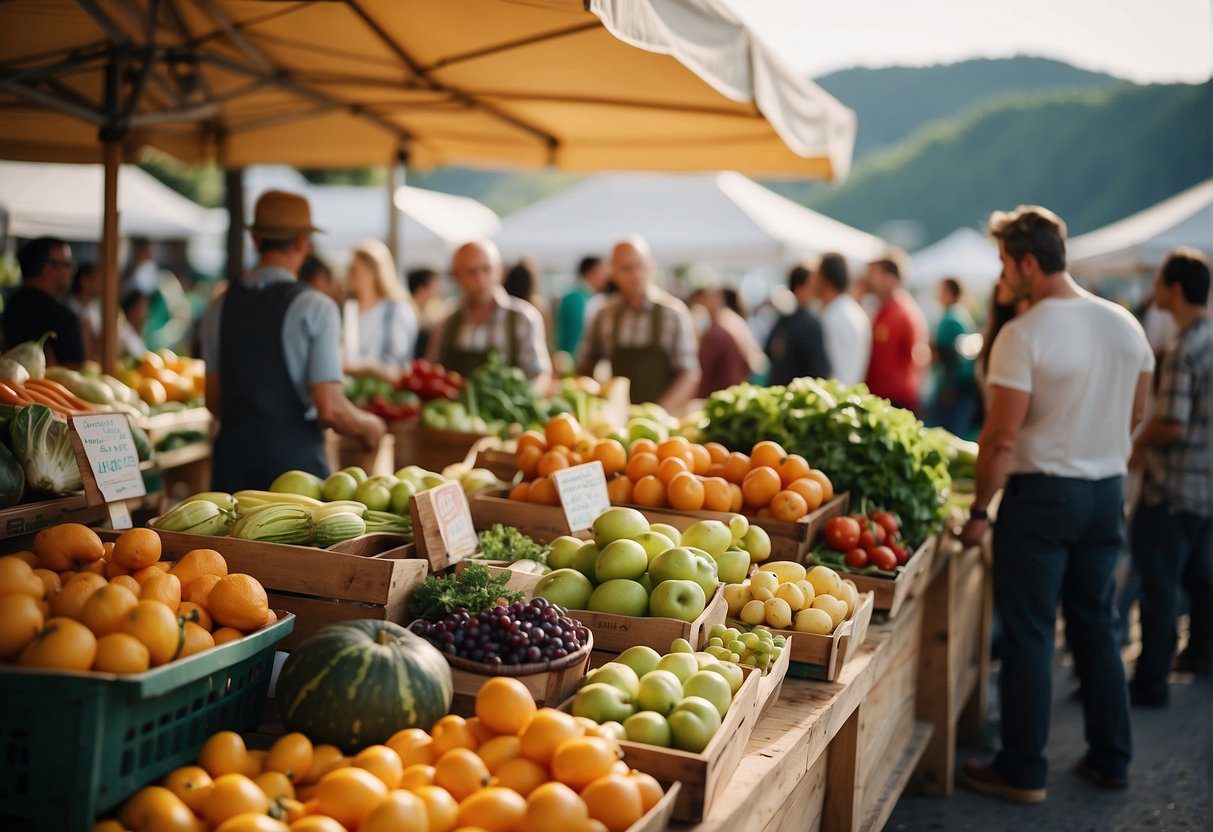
top-left (700, 622), bottom-right (792, 719)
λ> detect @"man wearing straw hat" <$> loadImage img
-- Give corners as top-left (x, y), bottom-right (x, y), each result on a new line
top-left (202, 190), bottom-right (385, 491)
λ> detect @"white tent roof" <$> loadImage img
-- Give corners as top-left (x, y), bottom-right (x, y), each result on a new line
top-left (494, 171), bottom-right (883, 270)
top-left (0, 160), bottom-right (220, 241)
top-left (908, 227), bottom-right (1000, 292)
top-left (1069, 179), bottom-right (1213, 276)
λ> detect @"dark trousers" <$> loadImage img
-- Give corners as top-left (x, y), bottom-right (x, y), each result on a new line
top-left (1129, 499), bottom-right (1212, 697)
top-left (993, 474), bottom-right (1132, 788)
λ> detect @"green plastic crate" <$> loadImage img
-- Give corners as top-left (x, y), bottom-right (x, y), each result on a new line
top-left (0, 613), bottom-right (294, 832)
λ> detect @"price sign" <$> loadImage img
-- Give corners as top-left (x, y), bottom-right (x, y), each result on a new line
top-left (431, 481), bottom-right (478, 561)
top-left (552, 461), bottom-right (611, 532)
top-left (71, 414), bottom-right (146, 506)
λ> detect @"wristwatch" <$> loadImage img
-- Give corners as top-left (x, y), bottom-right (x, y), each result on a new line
top-left (969, 507), bottom-right (989, 521)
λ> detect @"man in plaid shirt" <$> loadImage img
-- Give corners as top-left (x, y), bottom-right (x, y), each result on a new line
top-left (1129, 247), bottom-right (1212, 706)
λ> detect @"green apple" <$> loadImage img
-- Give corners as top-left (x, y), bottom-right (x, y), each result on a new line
top-left (624, 711), bottom-right (671, 747)
top-left (728, 514), bottom-right (749, 543)
top-left (389, 479), bottom-right (416, 515)
top-left (597, 721), bottom-right (627, 741)
top-left (639, 573), bottom-right (653, 594)
top-left (693, 652), bottom-right (721, 671)
top-left (654, 652), bottom-right (699, 684)
top-left (633, 531), bottom-right (674, 564)
top-left (583, 662), bottom-right (641, 698)
top-left (741, 525), bottom-right (772, 564)
top-left (573, 683), bottom-right (635, 723)
top-left (394, 465), bottom-right (425, 485)
top-left (354, 478), bottom-right (392, 512)
top-left (342, 466), bottom-right (369, 484)
top-left (592, 507), bottom-right (649, 546)
top-left (648, 579), bottom-right (707, 622)
top-left (270, 469), bottom-right (323, 499)
top-left (715, 661), bottom-right (744, 694)
top-left (648, 547), bottom-right (718, 597)
top-left (321, 472), bottom-right (358, 502)
top-left (680, 520), bottom-right (733, 558)
top-left (670, 637), bottom-right (693, 654)
top-left (548, 536), bottom-right (584, 570)
top-left (668, 696), bottom-right (723, 753)
top-left (683, 671), bottom-right (733, 717)
top-left (636, 669), bottom-right (684, 716)
top-left (714, 548), bottom-right (751, 585)
top-left (571, 542), bottom-right (601, 581)
top-left (650, 523), bottom-right (682, 547)
top-left (533, 568), bottom-right (594, 611)
top-left (616, 645), bottom-right (662, 679)
top-left (595, 539), bottom-right (649, 583)
top-left (587, 579), bottom-right (649, 616)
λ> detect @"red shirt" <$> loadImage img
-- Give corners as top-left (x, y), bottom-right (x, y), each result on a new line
top-left (865, 290), bottom-right (928, 412)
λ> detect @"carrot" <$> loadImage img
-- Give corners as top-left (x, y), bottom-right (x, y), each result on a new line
top-left (10, 384), bottom-right (74, 416)
top-left (25, 379), bottom-right (92, 411)
top-left (0, 382), bottom-right (35, 406)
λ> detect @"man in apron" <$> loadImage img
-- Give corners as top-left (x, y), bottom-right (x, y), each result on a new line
top-left (202, 190), bottom-right (385, 491)
top-left (426, 240), bottom-right (551, 385)
top-left (577, 237), bottom-right (700, 411)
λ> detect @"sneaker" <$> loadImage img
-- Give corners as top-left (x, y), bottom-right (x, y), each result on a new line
top-left (959, 759), bottom-right (1047, 804)
top-left (1073, 760), bottom-right (1128, 790)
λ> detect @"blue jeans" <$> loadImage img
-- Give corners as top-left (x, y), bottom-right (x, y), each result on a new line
top-left (993, 474), bottom-right (1132, 788)
top-left (1129, 499), bottom-right (1212, 697)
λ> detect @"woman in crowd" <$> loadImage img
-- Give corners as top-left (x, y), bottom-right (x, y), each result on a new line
top-left (505, 258), bottom-right (553, 352)
top-left (343, 239), bottom-right (417, 378)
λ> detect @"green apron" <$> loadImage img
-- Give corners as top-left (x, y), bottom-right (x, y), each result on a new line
top-left (610, 304), bottom-right (674, 404)
top-left (440, 307), bottom-right (519, 376)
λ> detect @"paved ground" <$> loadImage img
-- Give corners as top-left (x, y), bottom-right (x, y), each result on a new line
top-left (887, 649), bottom-right (1212, 831)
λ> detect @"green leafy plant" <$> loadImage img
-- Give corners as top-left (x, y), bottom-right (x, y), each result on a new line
top-left (410, 561), bottom-right (524, 622)
top-left (474, 524), bottom-right (549, 564)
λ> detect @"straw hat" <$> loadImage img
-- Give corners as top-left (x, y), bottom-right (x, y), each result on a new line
top-left (249, 190), bottom-right (322, 237)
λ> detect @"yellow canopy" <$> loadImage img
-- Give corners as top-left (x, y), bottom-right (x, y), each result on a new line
top-left (0, 0), bottom-right (854, 179)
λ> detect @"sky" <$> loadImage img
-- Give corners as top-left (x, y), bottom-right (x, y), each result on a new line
top-left (724, 0), bottom-right (1213, 83)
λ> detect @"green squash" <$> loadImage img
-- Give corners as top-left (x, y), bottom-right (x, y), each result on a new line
top-left (276, 619), bottom-right (453, 752)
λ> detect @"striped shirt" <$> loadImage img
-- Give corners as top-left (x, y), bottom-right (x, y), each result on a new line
top-left (427, 289), bottom-right (551, 380)
top-left (1145, 316), bottom-right (1211, 516)
top-left (577, 289), bottom-right (698, 375)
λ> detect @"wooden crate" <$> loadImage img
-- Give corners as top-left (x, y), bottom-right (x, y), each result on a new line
top-left (139, 407), bottom-right (213, 439)
top-left (630, 782), bottom-right (680, 832)
top-left (469, 489), bottom-right (585, 541)
top-left (413, 426), bottom-right (490, 473)
top-left (736, 591), bottom-right (874, 682)
top-left (474, 447), bottom-right (520, 481)
top-left (0, 495), bottom-right (108, 542)
top-left (822, 537), bottom-right (937, 620)
top-left (555, 585), bottom-right (728, 654)
top-left (754, 634), bottom-right (792, 718)
top-left (325, 429), bottom-right (396, 477)
top-left (435, 632), bottom-right (593, 716)
top-left (454, 558), bottom-right (547, 594)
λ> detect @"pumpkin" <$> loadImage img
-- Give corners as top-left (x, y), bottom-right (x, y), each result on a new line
top-left (276, 620), bottom-right (453, 752)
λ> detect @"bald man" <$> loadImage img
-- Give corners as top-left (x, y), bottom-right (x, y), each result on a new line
top-left (577, 237), bottom-right (699, 411)
top-left (426, 240), bottom-right (551, 385)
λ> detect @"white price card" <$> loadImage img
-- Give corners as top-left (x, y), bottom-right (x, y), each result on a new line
top-left (71, 414), bottom-right (147, 504)
top-left (432, 481), bottom-right (478, 560)
top-left (552, 461), bottom-right (611, 533)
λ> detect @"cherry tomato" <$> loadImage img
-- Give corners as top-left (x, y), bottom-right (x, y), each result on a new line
top-left (825, 517), bottom-right (862, 552)
top-left (870, 510), bottom-right (900, 540)
top-left (844, 548), bottom-right (869, 569)
top-left (890, 543), bottom-right (909, 565)
top-left (870, 546), bottom-right (898, 571)
top-left (858, 521), bottom-right (886, 551)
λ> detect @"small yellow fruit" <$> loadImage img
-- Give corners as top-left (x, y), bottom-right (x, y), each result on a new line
top-left (811, 595), bottom-right (846, 629)
top-left (763, 597), bottom-right (793, 629)
top-left (774, 583), bottom-right (805, 612)
top-left (749, 570), bottom-right (779, 595)
top-left (750, 586), bottom-right (774, 602)
top-left (807, 565), bottom-right (842, 599)
top-left (836, 580), bottom-right (859, 618)
top-left (794, 607), bottom-right (834, 634)
top-left (739, 599), bottom-right (766, 626)
top-left (794, 579), bottom-right (817, 607)
top-left (722, 582), bottom-right (751, 618)
top-left (765, 561), bottom-right (806, 584)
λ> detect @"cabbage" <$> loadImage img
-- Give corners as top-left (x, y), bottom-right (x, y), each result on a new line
top-left (10, 404), bottom-right (82, 495)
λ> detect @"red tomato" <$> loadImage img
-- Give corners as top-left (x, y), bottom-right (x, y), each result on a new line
top-left (870, 546), bottom-right (898, 571)
top-left (890, 543), bottom-right (909, 565)
top-left (870, 510), bottom-right (900, 540)
top-left (825, 517), bottom-right (862, 552)
top-left (844, 548), bottom-right (869, 569)
top-left (857, 521), bottom-right (886, 551)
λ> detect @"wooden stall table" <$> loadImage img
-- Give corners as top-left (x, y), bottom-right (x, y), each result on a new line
top-left (141, 407), bottom-right (214, 503)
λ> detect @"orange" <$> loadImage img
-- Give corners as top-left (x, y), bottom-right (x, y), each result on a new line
top-left (314, 767), bottom-right (389, 830)
top-left (536, 450), bottom-right (570, 478)
top-left (526, 476), bottom-right (560, 507)
top-left (623, 452), bottom-right (659, 482)
top-left (476, 736), bottom-right (521, 774)
top-left (776, 454), bottom-right (811, 486)
top-left (667, 471), bottom-right (705, 511)
top-left (267, 733), bottom-right (314, 784)
top-left (728, 483), bottom-right (743, 513)
top-left (361, 789), bottom-right (428, 832)
top-left (432, 715), bottom-right (479, 755)
top-left (722, 452), bottom-right (751, 484)
top-left (215, 815), bottom-right (290, 832)
top-left (10, 550), bottom-right (38, 567)
top-left (178, 600), bottom-right (213, 631)
top-left (581, 774), bottom-right (643, 832)
top-left (806, 469), bottom-right (834, 502)
top-left (433, 748), bottom-right (489, 801)
top-left (255, 769), bottom-right (296, 803)
top-left (590, 439), bottom-right (627, 477)
top-left (704, 442), bottom-right (730, 464)
top-left (0, 555), bottom-right (47, 598)
top-left (163, 765), bottom-right (214, 814)
top-left (169, 548), bottom-right (228, 591)
top-left (31, 567), bottom-right (61, 596)
top-left (179, 621), bottom-right (215, 657)
top-left (688, 443), bottom-right (712, 475)
top-left (476, 676), bottom-right (537, 735)
top-left (120, 785), bottom-right (199, 832)
top-left (288, 818), bottom-right (348, 832)
top-left (507, 481), bottom-right (530, 502)
top-left (656, 456), bottom-right (690, 485)
top-left (630, 772), bottom-right (663, 812)
top-left (246, 749), bottom-right (268, 776)
top-left (399, 763), bottom-right (435, 789)
top-left (605, 475), bottom-right (633, 505)
top-left (213, 627), bottom-right (244, 645)
top-left (413, 785), bottom-right (459, 832)
top-left (187, 573), bottom-right (223, 606)
top-left (545, 413), bottom-right (581, 449)
top-left (770, 489), bottom-right (809, 522)
top-left (387, 728), bottom-right (435, 767)
top-left (111, 574), bottom-right (142, 595)
top-left (122, 599), bottom-right (182, 666)
top-left (702, 477), bottom-right (732, 513)
top-left (516, 429), bottom-right (548, 455)
top-left (203, 773), bottom-right (270, 826)
top-left (631, 475), bottom-right (665, 507)
top-left (199, 731), bottom-right (252, 778)
top-left (207, 574), bottom-right (269, 631)
top-left (457, 786), bottom-right (526, 832)
top-left (104, 556), bottom-right (130, 579)
top-left (352, 744), bottom-right (404, 789)
top-left (787, 477), bottom-right (824, 511)
top-left (74, 558), bottom-right (108, 577)
top-left (551, 737), bottom-right (620, 791)
top-left (33, 523), bottom-right (105, 571)
top-left (78, 583), bottom-right (138, 636)
top-left (0, 592), bottom-right (44, 660)
top-left (111, 527), bottom-right (162, 571)
top-left (49, 571), bottom-right (106, 618)
top-left (465, 716), bottom-right (494, 745)
top-left (490, 756), bottom-right (547, 797)
top-left (519, 708), bottom-right (582, 765)
top-left (515, 445), bottom-right (543, 479)
top-left (655, 436), bottom-right (689, 461)
top-left (264, 609), bottom-right (279, 627)
top-left (131, 563), bottom-right (171, 585)
top-left (750, 440), bottom-right (786, 471)
top-left (18, 616), bottom-right (96, 670)
top-left (523, 782), bottom-right (590, 832)
top-left (741, 467), bottom-right (781, 509)
top-left (628, 438), bottom-right (657, 457)
top-left (303, 744), bottom-right (347, 784)
top-left (94, 632), bottom-right (151, 674)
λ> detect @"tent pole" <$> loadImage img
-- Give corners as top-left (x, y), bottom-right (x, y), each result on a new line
top-left (224, 167), bottom-right (245, 282)
top-left (386, 145), bottom-right (407, 269)
top-left (100, 139), bottom-right (121, 374)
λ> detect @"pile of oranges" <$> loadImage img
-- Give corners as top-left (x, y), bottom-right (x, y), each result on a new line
top-left (102, 676), bottom-right (665, 832)
top-left (0, 524), bottom-right (273, 675)
top-left (509, 415), bottom-right (834, 523)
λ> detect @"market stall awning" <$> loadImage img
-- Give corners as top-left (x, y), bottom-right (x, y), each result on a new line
top-left (907, 228), bottom-right (1000, 292)
top-left (495, 171), bottom-right (884, 269)
top-left (0, 0), bottom-right (856, 180)
top-left (1068, 179), bottom-right (1213, 276)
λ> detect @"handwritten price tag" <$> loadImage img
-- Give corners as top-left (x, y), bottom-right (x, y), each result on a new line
top-left (431, 481), bottom-right (478, 561)
top-left (552, 461), bottom-right (611, 532)
top-left (71, 414), bottom-right (146, 505)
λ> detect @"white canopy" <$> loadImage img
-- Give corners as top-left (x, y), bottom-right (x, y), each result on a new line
top-left (1069, 179), bottom-right (1213, 277)
top-left (494, 171), bottom-right (884, 270)
top-left (0, 160), bottom-right (220, 241)
top-left (908, 227), bottom-right (1000, 293)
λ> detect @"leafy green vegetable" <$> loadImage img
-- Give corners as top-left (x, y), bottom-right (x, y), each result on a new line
top-left (410, 561), bottom-right (524, 622)
top-left (700, 379), bottom-right (950, 544)
top-left (475, 524), bottom-right (549, 564)
top-left (10, 404), bottom-right (83, 495)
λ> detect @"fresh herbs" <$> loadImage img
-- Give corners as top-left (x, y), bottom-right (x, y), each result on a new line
top-left (411, 561), bottom-right (525, 622)
top-left (474, 524), bottom-right (549, 564)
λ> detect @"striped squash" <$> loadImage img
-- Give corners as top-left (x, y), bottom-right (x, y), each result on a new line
top-left (276, 619), bottom-right (453, 751)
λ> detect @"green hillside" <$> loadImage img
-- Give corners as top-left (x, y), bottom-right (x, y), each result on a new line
top-left (806, 81), bottom-right (1213, 245)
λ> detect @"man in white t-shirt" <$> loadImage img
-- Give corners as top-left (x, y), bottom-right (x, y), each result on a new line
top-left (814, 252), bottom-right (871, 385)
top-left (959, 206), bottom-right (1153, 804)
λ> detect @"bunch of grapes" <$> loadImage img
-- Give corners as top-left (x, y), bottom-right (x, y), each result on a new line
top-left (410, 597), bottom-right (590, 666)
